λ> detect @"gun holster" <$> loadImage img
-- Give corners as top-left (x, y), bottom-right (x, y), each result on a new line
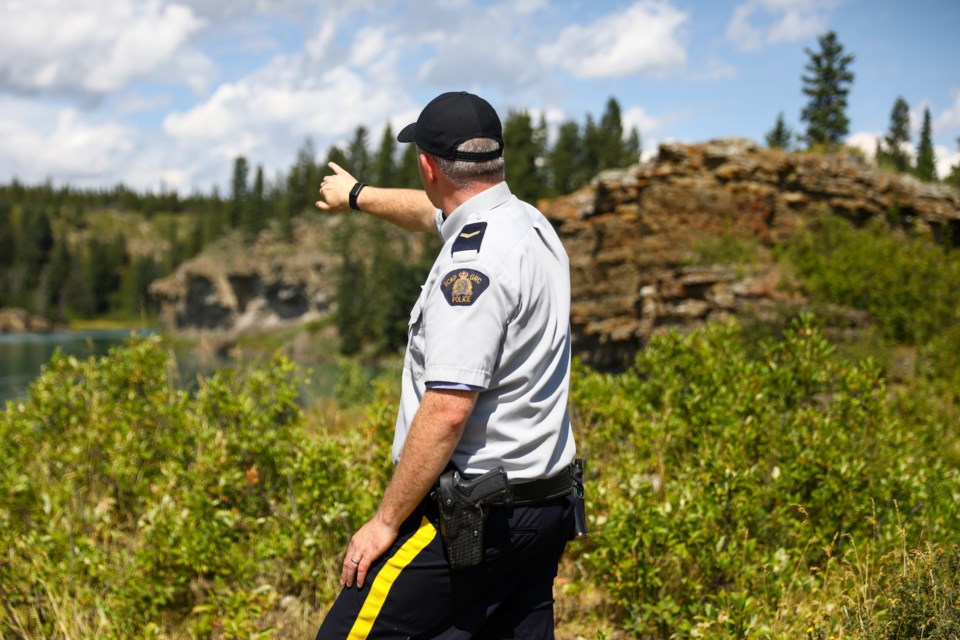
top-left (436, 467), bottom-right (511, 569)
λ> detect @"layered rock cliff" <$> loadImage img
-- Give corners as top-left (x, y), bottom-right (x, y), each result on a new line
top-left (151, 139), bottom-right (960, 365)
top-left (541, 138), bottom-right (959, 366)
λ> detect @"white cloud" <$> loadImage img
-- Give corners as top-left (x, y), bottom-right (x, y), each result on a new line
top-left (935, 144), bottom-right (959, 180)
top-left (935, 90), bottom-right (960, 132)
top-left (847, 131), bottom-right (881, 160)
top-left (538, 1), bottom-right (688, 78)
top-left (727, 0), bottom-right (840, 51)
top-left (0, 99), bottom-right (137, 184)
top-left (0, 0), bottom-right (211, 98)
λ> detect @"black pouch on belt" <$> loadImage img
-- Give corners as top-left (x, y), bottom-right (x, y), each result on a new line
top-left (436, 467), bottom-right (511, 569)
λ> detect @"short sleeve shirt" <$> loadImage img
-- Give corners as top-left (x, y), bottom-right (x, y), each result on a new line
top-left (394, 182), bottom-right (576, 481)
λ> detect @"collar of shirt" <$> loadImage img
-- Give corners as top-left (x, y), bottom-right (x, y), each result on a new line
top-left (437, 181), bottom-right (514, 243)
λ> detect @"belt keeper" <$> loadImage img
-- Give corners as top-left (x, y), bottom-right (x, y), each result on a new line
top-left (349, 182), bottom-right (365, 210)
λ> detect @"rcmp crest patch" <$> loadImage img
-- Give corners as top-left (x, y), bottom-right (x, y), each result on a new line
top-left (440, 269), bottom-right (489, 306)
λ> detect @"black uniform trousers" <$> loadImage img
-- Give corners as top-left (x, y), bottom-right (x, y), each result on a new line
top-left (315, 493), bottom-right (575, 639)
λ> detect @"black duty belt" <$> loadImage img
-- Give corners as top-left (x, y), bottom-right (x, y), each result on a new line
top-left (488, 471), bottom-right (574, 506)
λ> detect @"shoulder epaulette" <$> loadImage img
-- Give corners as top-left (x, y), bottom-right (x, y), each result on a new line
top-left (451, 222), bottom-right (487, 259)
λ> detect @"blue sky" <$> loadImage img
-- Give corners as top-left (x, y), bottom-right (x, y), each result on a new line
top-left (1, 0), bottom-right (958, 194)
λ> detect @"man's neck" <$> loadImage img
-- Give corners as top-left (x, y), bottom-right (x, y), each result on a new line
top-left (436, 179), bottom-right (503, 217)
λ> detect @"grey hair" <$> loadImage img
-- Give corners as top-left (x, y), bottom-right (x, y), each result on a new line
top-left (430, 138), bottom-right (505, 188)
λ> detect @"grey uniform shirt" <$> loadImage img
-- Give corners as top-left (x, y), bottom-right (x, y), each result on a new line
top-left (394, 181), bottom-right (576, 481)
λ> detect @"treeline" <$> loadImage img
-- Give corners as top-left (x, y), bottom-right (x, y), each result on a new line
top-left (765, 30), bottom-right (960, 187)
top-left (0, 97), bottom-right (641, 342)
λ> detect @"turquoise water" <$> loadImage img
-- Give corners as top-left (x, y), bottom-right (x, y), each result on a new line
top-left (0, 329), bottom-right (157, 402)
top-left (0, 329), bottom-right (369, 405)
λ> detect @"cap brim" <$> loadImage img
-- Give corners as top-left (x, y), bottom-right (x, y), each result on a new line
top-left (397, 122), bottom-right (417, 143)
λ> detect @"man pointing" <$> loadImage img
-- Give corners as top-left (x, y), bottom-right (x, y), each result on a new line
top-left (314, 91), bottom-right (578, 639)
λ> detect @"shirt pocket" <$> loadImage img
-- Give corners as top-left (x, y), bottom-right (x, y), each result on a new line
top-left (406, 297), bottom-right (425, 381)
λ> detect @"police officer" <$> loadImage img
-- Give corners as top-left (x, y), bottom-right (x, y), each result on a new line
top-left (314, 91), bottom-right (577, 639)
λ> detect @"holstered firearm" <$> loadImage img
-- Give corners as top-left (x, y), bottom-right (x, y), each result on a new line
top-left (570, 458), bottom-right (589, 540)
top-left (436, 467), bottom-right (511, 569)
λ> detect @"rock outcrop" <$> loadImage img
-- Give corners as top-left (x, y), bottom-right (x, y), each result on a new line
top-left (540, 138), bottom-right (960, 367)
top-left (149, 222), bottom-right (338, 341)
top-left (151, 139), bottom-right (960, 366)
top-left (0, 308), bottom-right (53, 333)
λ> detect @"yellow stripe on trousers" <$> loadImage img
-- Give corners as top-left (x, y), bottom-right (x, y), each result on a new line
top-left (347, 516), bottom-right (438, 640)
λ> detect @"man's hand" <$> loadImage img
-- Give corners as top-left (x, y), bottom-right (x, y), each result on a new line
top-left (316, 162), bottom-right (357, 214)
top-left (340, 512), bottom-right (399, 589)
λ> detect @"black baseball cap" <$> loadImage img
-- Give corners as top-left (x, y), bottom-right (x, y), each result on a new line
top-left (397, 91), bottom-right (504, 162)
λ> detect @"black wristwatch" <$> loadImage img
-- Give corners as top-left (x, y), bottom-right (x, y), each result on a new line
top-left (349, 182), bottom-right (365, 210)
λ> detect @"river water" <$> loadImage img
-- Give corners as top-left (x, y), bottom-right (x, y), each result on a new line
top-left (0, 329), bottom-right (160, 402)
top-left (0, 329), bottom-right (361, 405)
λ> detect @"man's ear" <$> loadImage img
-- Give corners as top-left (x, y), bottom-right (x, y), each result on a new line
top-left (418, 152), bottom-right (437, 185)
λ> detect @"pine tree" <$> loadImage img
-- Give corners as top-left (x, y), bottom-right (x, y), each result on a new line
top-left (598, 97), bottom-right (628, 170)
top-left (580, 114), bottom-right (603, 185)
top-left (624, 126), bottom-right (642, 166)
top-left (878, 97), bottom-right (912, 172)
top-left (800, 31), bottom-right (855, 147)
top-left (397, 144), bottom-right (421, 189)
top-left (286, 138), bottom-right (317, 218)
top-left (16, 205), bottom-right (54, 292)
top-left (230, 156), bottom-right (249, 229)
top-left (372, 124), bottom-right (398, 187)
top-left (0, 198), bottom-right (14, 305)
top-left (347, 126), bottom-right (371, 180)
top-left (240, 165), bottom-right (265, 241)
top-left (765, 112), bottom-right (794, 149)
top-left (38, 238), bottom-right (71, 321)
top-left (0, 198), bottom-right (14, 271)
top-left (914, 107), bottom-right (937, 182)
top-left (549, 121), bottom-right (582, 196)
top-left (503, 110), bottom-right (544, 204)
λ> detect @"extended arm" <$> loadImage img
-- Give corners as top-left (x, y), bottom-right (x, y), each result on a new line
top-left (316, 161), bottom-right (436, 233)
top-left (341, 388), bottom-right (478, 588)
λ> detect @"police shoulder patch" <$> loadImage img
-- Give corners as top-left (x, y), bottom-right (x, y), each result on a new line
top-left (451, 222), bottom-right (487, 256)
top-left (440, 269), bottom-right (490, 306)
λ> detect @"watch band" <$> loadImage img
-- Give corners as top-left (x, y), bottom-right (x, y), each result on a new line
top-left (349, 182), bottom-right (365, 210)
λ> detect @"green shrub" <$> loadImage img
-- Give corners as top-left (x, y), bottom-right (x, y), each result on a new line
top-left (571, 317), bottom-right (960, 637)
top-left (0, 338), bottom-right (392, 637)
top-left (782, 213), bottom-right (960, 345)
top-left (854, 545), bottom-right (960, 639)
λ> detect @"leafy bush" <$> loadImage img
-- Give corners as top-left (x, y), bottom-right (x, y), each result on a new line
top-left (0, 337), bottom-right (393, 637)
top-left (854, 544), bottom-right (960, 639)
top-left (570, 317), bottom-right (960, 637)
top-left (782, 214), bottom-right (960, 345)
top-left (3, 312), bottom-right (960, 637)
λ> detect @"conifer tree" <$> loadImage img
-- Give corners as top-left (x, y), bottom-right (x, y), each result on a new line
top-left (397, 143), bottom-right (421, 189)
top-left (914, 107), bottom-right (938, 182)
top-left (16, 205), bottom-right (54, 292)
top-left (880, 97), bottom-right (911, 172)
top-left (624, 126), bottom-right (642, 165)
top-left (549, 121), bottom-right (582, 196)
top-left (580, 114), bottom-right (603, 185)
top-left (0, 199), bottom-right (14, 304)
top-left (372, 124), bottom-right (398, 187)
top-left (286, 138), bottom-right (317, 218)
top-left (503, 110), bottom-right (544, 204)
top-left (800, 31), bottom-right (855, 147)
top-left (38, 238), bottom-right (71, 321)
top-left (230, 156), bottom-right (249, 229)
top-left (765, 112), bottom-right (794, 149)
top-left (598, 97), bottom-right (628, 170)
top-left (347, 126), bottom-right (371, 180)
top-left (240, 165), bottom-right (265, 241)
